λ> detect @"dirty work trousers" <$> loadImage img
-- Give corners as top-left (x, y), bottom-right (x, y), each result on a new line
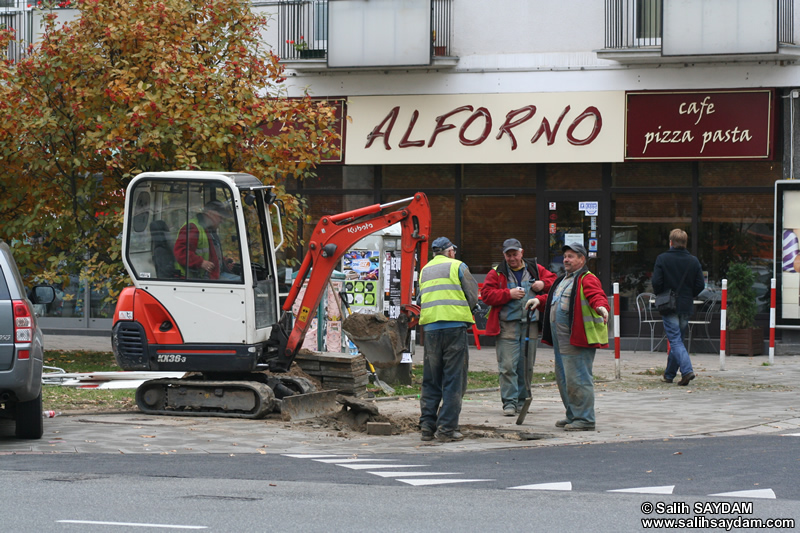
top-left (496, 320), bottom-right (537, 411)
top-left (419, 326), bottom-right (468, 435)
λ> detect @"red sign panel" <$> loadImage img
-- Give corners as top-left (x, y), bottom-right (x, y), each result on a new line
top-left (626, 89), bottom-right (774, 161)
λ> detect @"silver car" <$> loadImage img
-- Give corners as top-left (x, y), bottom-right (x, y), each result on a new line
top-left (0, 240), bottom-right (55, 439)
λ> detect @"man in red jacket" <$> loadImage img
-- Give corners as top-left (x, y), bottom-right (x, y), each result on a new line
top-left (526, 243), bottom-right (609, 431)
top-left (481, 238), bottom-right (556, 416)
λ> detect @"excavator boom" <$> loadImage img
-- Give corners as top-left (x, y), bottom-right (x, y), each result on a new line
top-left (268, 193), bottom-right (431, 371)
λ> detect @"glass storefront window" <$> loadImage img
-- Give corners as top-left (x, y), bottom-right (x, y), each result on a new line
top-left (698, 193), bottom-right (773, 311)
top-left (301, 164), bottom-right (376, 190)
top-left (461, 194), bottom-right (536, 275)
top-left (545, 163), bottom-right (602, 190)
top-left (612, 162), bottom-right (692, 187)
top-left (383, 165), bottom-right (455, 189)
top-left (463, 164), bottom-right (536, 189)
top-left (699, 161), bottom-right (781, 187)
top-left (611, 192), bottom-right (692, 311)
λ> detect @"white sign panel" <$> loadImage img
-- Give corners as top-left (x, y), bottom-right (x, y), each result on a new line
top-left (345, 92), bottom-right (625, 165)
top-left (328, 0), bottom-right (431, 68)
top-left (663, 0), bottom-right (778, 56)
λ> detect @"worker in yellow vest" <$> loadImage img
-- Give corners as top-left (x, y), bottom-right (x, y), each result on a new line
top-left (526, 243), bottom-right (608, 431)
top-left (418, 237), bottom-right (479, 443)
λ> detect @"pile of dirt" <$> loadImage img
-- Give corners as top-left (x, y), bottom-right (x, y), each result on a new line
top-left (304, 395), bottom-right (419, 437)
top-left (342, 313), bottom-right (407, 368)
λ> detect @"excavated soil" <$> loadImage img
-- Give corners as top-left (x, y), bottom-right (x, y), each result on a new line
top-left (341, 313), bottom-right (404, 368)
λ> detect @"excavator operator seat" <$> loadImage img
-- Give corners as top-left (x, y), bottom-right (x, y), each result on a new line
top-left (150, 220), bottom-right (177, 279)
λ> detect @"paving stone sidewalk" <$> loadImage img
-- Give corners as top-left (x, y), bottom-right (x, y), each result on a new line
top-left (6, 334), bottom-right (795, 456)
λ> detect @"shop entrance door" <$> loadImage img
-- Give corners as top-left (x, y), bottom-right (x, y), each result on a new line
top-left (541, 194), bottom-right (604, 279)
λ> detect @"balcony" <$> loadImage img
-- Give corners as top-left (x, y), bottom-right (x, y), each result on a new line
top-left (598, 0), bottom-right (800, 64)
top-left (275, 0), bottom-right (456, 70)
top-left (0, 1), bottom-right (32, 64)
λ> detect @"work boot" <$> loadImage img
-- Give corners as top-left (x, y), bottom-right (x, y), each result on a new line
top-left (555, 419), bottom-right (570, 428)
top-left (503, 405), bottom-right (516, 416)
top-left (677, 372), bottom-right (696, 386)
top-left (435, 430), bottom-right (464, 442)
top-left (420, 429), bottom-right (435, 442)
top-left (564, 423), bottom-right (595, 432)
top-left (660, 375), bottom-right (673, 383)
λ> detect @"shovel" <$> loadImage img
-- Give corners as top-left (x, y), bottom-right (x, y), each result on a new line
top-left (516, 308), bottom-right (536, 425)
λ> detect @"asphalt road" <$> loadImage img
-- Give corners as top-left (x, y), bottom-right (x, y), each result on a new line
top-left (3, 433), bottom-right (798, 531)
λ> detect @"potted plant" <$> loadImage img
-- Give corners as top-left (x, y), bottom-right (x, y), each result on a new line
top-left (287, 36), bottom-right (324, 59)
top-left (726, 262), bottom-right (763, 356)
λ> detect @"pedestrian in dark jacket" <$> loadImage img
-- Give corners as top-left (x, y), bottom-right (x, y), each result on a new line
top-left (651, 229), bottom-right (705, 386)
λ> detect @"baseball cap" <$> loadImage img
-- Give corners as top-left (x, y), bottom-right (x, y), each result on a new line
top-left (431, 236), bottom-right (456, 252)
top-left (204, 200), bottom-right (232, 218)
top-left (562, 242), bottom-right (587, 257)
top-left (502, 238), bottom-right (522, 253)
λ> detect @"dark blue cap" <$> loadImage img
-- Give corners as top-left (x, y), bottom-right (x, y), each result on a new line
top-left (431, 237), bottom-right (456, 252)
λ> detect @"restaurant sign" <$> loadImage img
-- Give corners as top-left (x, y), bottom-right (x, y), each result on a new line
top-left (626, 89), bottom-right (775, 160)
top-left (345, 92), bottom-right (625, 165)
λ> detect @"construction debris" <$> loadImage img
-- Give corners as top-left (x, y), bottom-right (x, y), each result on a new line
top-left (294, 350), bottom-right (369, 397)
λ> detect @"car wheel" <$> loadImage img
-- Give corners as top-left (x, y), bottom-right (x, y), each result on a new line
top-left (15, 392), bottom-right (44, 439)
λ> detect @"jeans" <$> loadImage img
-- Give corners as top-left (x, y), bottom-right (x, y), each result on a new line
top-left (496, 320), bottom-right (538, 409)
top-left (552, 331), bottom-right (596, 427)
top-left (419, 326), bottom-right (468, 435)
top-left (662, 313), bottom-right (693, 379)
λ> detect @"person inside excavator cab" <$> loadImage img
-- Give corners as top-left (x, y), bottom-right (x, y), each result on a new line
top-left (173, 200), bottom-right (240, 281)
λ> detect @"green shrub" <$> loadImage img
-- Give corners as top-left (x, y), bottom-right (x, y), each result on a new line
top-left (726, 262), bottom-right (757, 330)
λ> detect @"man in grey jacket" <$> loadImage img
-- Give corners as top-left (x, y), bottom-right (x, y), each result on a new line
top-left (651, 229), bottom-right (705, 386)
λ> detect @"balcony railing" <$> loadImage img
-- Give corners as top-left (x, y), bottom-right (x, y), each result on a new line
top-left (277, 0), bottom-right (453, 61)
top-left (604, 0), bottom-right (795, 50)
top-left (0, 6), bottom-right (31, 64)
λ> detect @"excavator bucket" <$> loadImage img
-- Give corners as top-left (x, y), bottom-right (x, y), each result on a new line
top-left (342, 313), bottom-right (410, 368)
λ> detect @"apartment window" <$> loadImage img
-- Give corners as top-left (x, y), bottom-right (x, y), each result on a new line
top-left (636, 0), bottom-right (662, 44)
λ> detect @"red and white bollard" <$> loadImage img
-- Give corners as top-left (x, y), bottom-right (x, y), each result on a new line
top-left (720, 279), bottom-right (727, 371)
top-left (613, 283), bottom-right (620, 379)
top-left (770, 278), bottom-right (776, 365)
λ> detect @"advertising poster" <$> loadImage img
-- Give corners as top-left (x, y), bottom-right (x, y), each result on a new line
top-left (779, 188), bottom-right (800, 323)
top-left (385, 250), bottom-right (402, 319)
top-left (342, 249), bottom-right (380, 308)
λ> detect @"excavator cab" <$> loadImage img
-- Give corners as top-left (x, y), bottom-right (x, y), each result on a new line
top-left (115, 171), bottom-right (283, 375)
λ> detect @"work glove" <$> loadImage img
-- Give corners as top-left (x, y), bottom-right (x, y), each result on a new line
top-left (524, 298), bottom-right (539, 311)
top-left (597, 306), bottom-right (609, 324)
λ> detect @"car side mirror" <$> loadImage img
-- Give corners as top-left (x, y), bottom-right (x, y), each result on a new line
top-left (29, 285), bottom-right (56, 305)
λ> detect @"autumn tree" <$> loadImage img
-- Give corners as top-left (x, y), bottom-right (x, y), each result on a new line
top-left (0, 0), bottom-right (338, 298)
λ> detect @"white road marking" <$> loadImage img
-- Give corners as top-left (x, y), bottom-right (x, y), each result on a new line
top-left (282, 454), bottom-right (346, 459)
top-left (396, 478), bottom-right (494, 486)
top-left (338, 464), bottom-right (426, 470)
top-left (57, 520), bottom-right (206, 529)
top-left (783, 432), bottom-right (800, 436)
top-left (368, 471), bottom-right (462, 477)
top-left (709, 489), bottom-right (776, 499)
top-left (608, 485), bottom-right (675, 494)
top-left (509, 482), bottom-right (572, 491)
top-left (313, 458), bottom-right (396, 464)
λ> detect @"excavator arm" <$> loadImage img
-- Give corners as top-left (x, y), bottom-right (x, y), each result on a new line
top-left (266, 193), bottom-right (431, 371)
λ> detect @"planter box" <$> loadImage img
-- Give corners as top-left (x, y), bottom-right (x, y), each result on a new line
top-left (728, 327), bottom-right (764, 356)
top-left (299, 49), bottom-right (325, 59)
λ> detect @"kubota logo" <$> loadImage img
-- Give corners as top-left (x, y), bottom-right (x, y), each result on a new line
top-left (347, 222), bottom-right (374, 234)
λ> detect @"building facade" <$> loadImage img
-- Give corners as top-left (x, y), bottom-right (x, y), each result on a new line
top-left (6, 0), bottom-right (800, 345)
top-left (261, 0), bottom-right (799, 346)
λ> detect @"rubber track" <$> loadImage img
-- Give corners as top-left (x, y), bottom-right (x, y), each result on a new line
top-left (135, 379), bottom-right (276, 419)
